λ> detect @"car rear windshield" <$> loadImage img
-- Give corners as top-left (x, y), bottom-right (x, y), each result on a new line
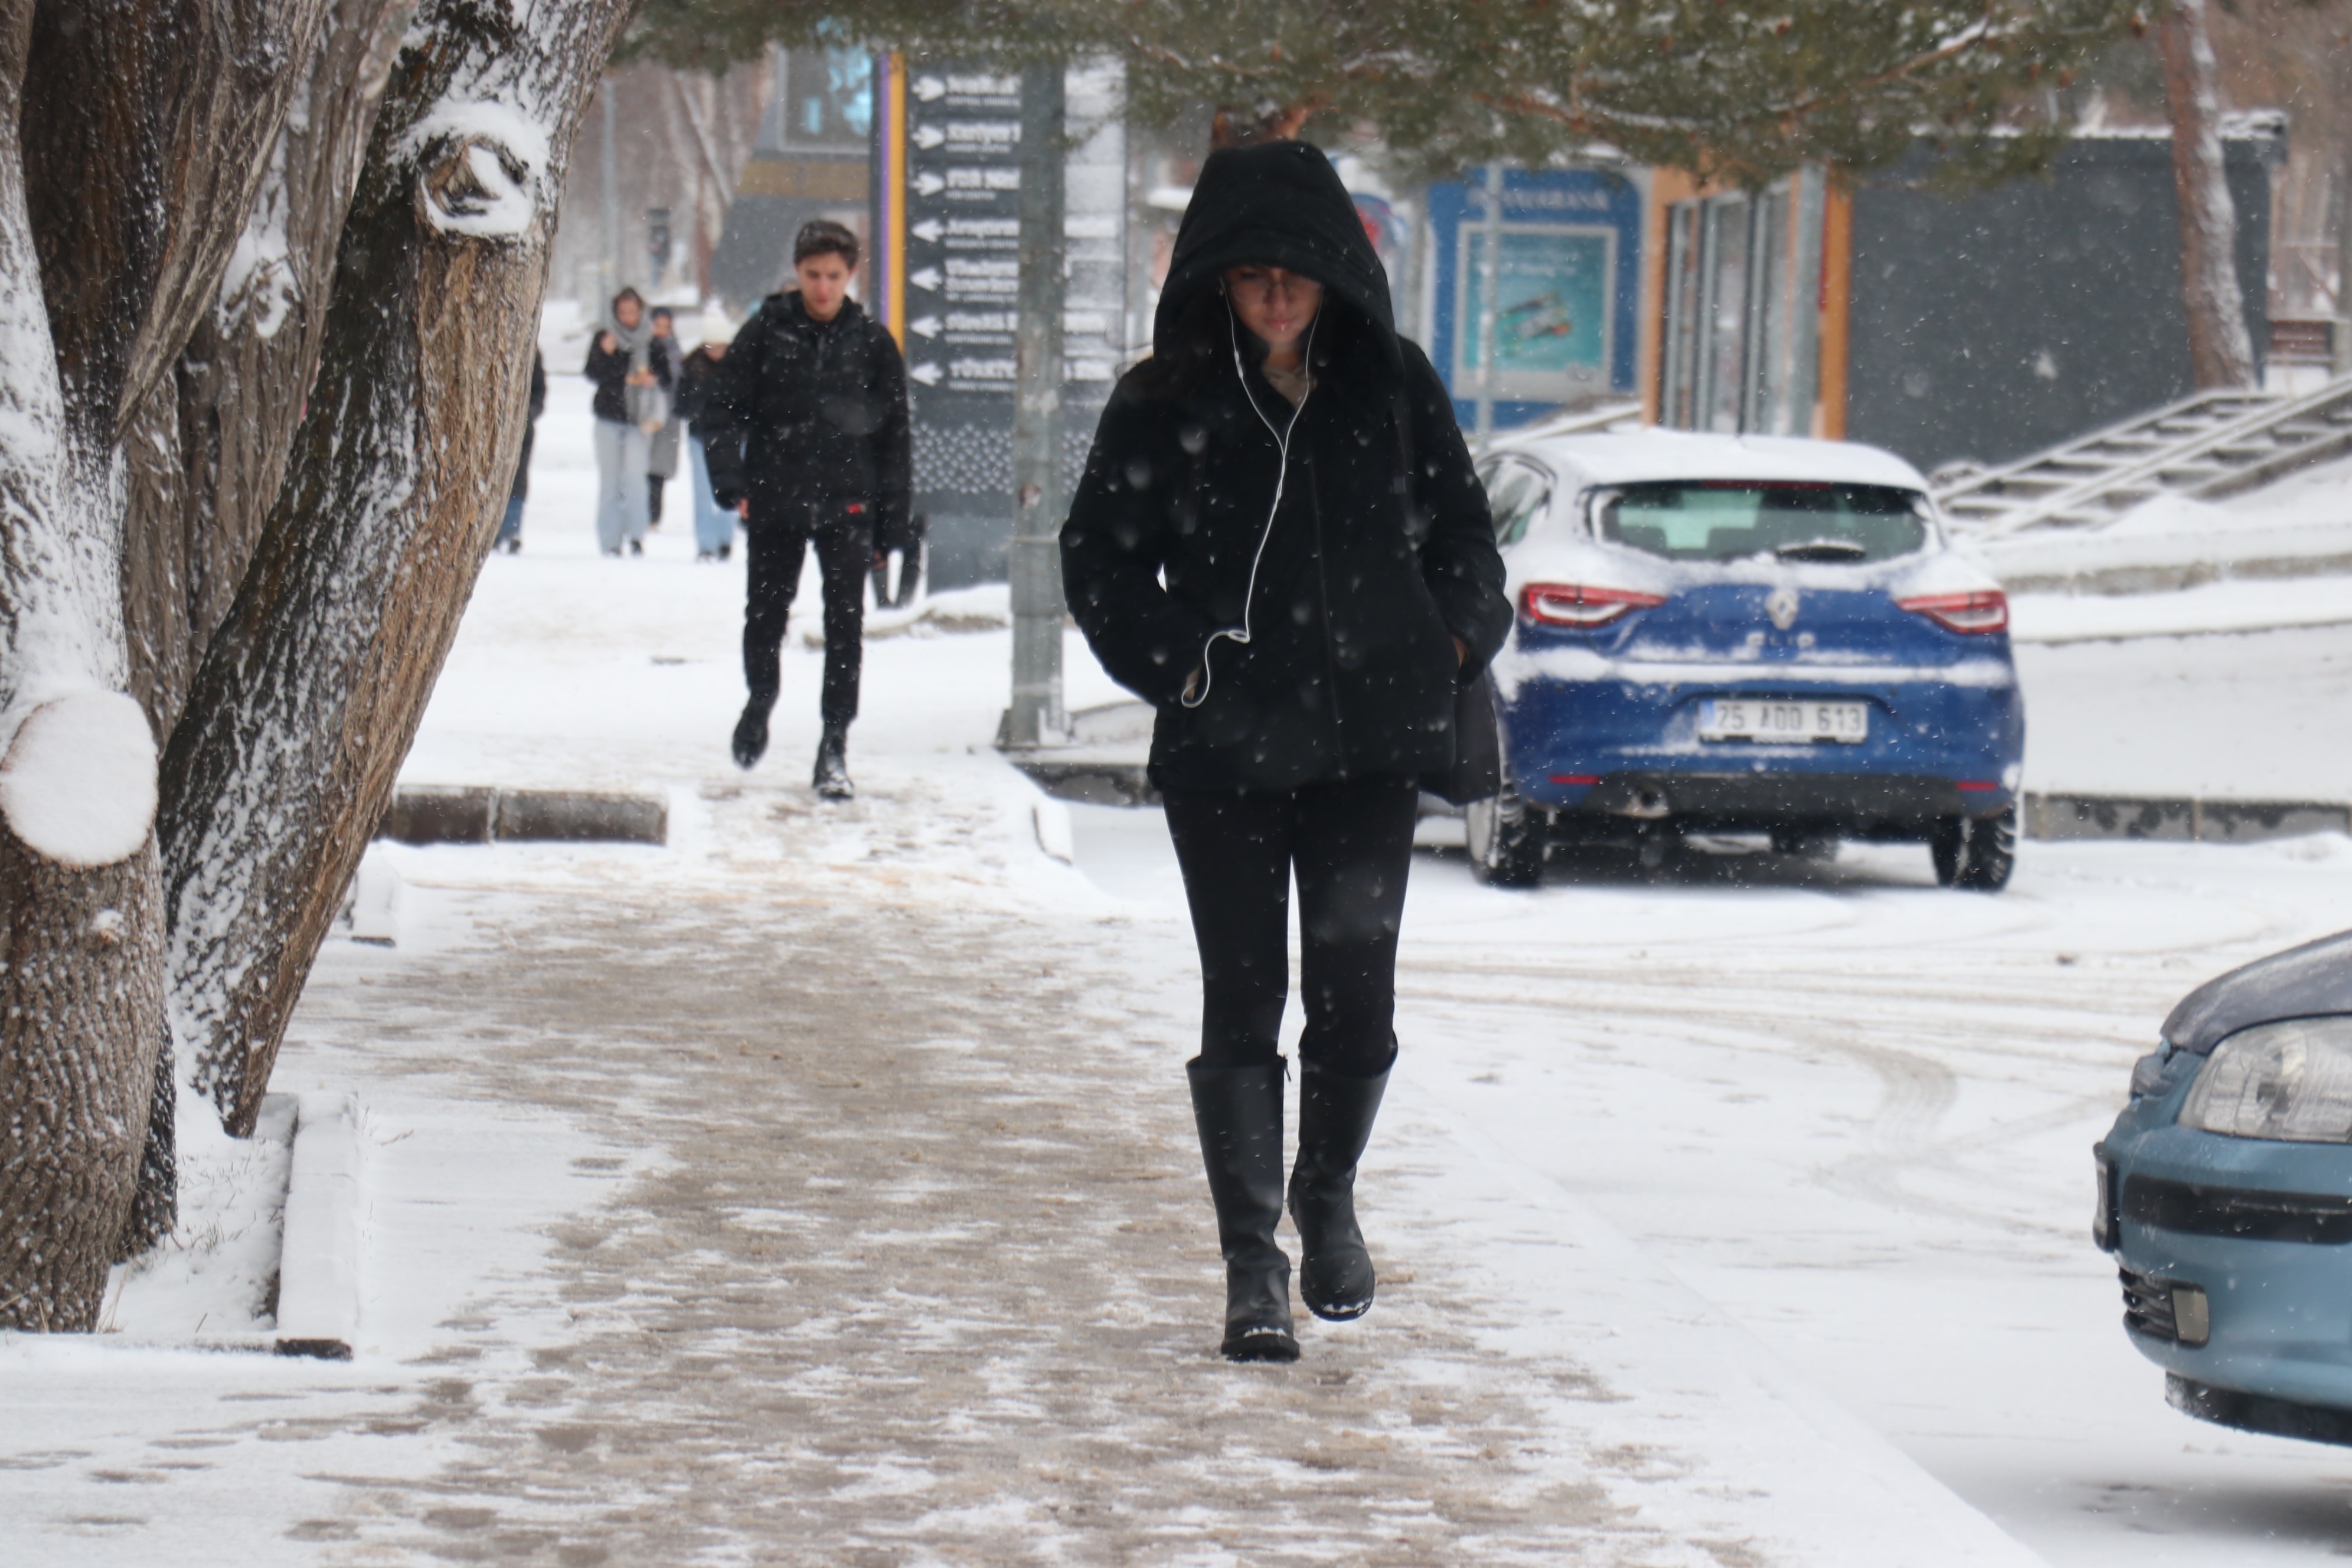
top-left (1593, 482), bottom-right (1930, 563)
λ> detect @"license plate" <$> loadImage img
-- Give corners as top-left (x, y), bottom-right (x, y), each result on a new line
top-left (1698, 698), bottom-right (1868, 744)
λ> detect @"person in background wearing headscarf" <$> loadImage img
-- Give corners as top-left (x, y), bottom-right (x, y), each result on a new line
top-left (646, 306), bottom-right (682, 529)
top-left (1061, 142), bottom-right (1510, 1363)
top-left (584, 287), bottom-right (673, 557)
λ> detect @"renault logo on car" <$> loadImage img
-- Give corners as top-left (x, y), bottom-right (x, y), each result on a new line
top-left (1767, 587), bottom-right (1801, 631)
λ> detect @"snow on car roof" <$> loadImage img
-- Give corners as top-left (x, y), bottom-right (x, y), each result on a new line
top-left (1493, 428), bottom-right (1932, 492)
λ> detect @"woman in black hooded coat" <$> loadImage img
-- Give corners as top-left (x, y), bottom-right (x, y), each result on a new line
top-left (1062, 142), bottom-right (1511, 1362)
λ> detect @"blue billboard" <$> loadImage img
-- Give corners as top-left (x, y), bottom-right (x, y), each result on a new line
top-left (1425, 168), bottom-right (1642, 430)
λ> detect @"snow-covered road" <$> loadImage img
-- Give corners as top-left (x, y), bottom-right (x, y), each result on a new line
top-left (1074, 804), bottom-right (2352, 1566)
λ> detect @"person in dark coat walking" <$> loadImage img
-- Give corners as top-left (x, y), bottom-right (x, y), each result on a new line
top-left (494, 348), bottom-right (545, 554)
top-left (1061, 141), bottom-right (1511, 1363)
top-left (673, 339), bottom-right (735, 561)
top-left (704, 220), bottom-right (912, 798)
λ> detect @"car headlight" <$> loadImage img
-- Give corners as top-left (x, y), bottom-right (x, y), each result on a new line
top-left (2178, 1017), bottom-right (2352, 1141)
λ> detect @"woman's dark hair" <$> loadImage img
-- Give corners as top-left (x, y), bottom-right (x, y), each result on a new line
top-left (793, 218), bottom-right (861, 270)
top-left (610, 286), bottom-right (645, 315)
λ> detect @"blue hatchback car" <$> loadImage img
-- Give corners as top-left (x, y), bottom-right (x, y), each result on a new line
top-left (2098, 932), bottom-right (2352, 1445)
top-left (1463, 430), bottom-right (2025, 888)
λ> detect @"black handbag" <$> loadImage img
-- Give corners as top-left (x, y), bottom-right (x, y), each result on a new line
top-left (1425, 668), bottom-right (1501, 806)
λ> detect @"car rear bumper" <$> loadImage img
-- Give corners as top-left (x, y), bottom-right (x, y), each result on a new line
top-left (1548, 770), bottom-right (2008, 835)
top-left (1498, 660), bottom-right (2023, 824)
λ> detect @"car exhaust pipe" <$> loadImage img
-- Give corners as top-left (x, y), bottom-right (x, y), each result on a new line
top-left (1621, 787), bottom-right (1671, 820)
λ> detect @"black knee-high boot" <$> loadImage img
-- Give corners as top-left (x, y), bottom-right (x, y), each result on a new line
top-left (1185, 1057), bottom-right (1299, 1363)
top-left (1289, 1052), bottom-right (1391, 1322)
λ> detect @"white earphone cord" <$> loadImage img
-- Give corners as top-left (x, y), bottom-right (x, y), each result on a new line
top-left (1179, 299), bottom-right (1316, 710)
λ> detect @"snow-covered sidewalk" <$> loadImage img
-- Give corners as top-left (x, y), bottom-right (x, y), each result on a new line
top-left (15, 385), bottom-right (2352, 1564)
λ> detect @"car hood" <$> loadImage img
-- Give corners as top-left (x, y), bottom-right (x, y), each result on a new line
top-left (2163, 928), bottom-right (2352, 1053)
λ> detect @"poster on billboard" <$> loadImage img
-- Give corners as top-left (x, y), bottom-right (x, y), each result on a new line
top-left (1425, 168), bottom-right (1641, 430)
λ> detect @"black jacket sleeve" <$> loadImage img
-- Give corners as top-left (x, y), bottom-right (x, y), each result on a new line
top-left (701, 313), bottom-right (765, 509)
top-left (1402, 344), bottom-right (1513, 676)
top-left (869, 323), bottom-right (913, 538)
top-left (528, 351), bottom-right (546, 422)
top-left (1059, 390), bottom-right (1217, 708)
top-left (583, 338), bottom-right (626, 390)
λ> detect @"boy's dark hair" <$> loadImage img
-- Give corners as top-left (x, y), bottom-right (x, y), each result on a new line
top-left (793, 218), bottom-right (861, 271)
top-left (650, 306), bottom-right (674, 324)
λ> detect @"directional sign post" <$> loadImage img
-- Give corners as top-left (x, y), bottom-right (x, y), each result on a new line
top-left (899, 61), bottom-right (1126, 592)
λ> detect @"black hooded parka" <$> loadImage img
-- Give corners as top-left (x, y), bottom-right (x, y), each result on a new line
top-left (1061, 142), bottom-right (1511, 795)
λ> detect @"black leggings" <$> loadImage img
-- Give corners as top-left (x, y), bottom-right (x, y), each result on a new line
top-left (743, 506), bottom-right (872, 729)
top-left (1162, 776), bottom-right (1419, 1079)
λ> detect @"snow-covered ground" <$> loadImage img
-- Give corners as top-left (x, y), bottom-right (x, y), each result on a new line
top-left (13, 385), bottom-right (2352, 1563)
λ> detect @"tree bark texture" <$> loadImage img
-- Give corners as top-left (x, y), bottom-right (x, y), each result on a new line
top-left (121, 0), bottom-right (417, 739)
top-left (22, 0), bottom-right (332, 453)
top-left (0, 834), bottom-right (165, 1327)
top-left (162, 0), bottom-right (635, 1136)
top-left (0, 0), bottom-right (175, 1328)
top-left (2157, 0), bottom-right (2257, 391)
top-left (112, 0), bottom-right (413, 1257)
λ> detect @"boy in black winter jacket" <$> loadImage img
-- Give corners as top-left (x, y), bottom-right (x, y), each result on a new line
top-left (702, 220), bottom-right (912, 799)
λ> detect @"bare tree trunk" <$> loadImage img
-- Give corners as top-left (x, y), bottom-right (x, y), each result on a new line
top-left (114, 0), bottom-right (415, 1256)
top-left (0, 0), bottom-right (168, 1328)
top-left (2158, 0), bottom-right (2258, 390)
top-left (161, 0), bottom-right (634, 1137)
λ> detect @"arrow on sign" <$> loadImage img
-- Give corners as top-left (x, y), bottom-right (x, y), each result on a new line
top-left (913, 76), bottom-right (946, 101)
top-left (909, 267), bottom-right (942, 292)
top-left (913, 172), bottom-right (945, 197)
top-left (909, 315), bottom-right (943, 338)
top-left (913, 124), bottom-right (946, 149)
top-left (910, 218), bottom-right (943, 243)
top-left (909, 361), bottom-right (944, 386)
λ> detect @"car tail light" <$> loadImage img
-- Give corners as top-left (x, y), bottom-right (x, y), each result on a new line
top-left (1899, 590), bottom-right (2008, 634)
top-left (1521, 583), bottom-right (1666, 628)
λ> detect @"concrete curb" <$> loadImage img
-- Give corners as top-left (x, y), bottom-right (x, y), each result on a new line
top-left (2023, 792), bottom-right (2351, 844)
top-left (378, 786), bottom-right (667, 846)
top-left (1014, 769), bottom-right (2352, 851)
top-left (275, 1092), bottom-right (362, 1360)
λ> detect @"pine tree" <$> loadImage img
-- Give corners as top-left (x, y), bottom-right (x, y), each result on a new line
top-left (626, 0), bottom-right (2139, 184)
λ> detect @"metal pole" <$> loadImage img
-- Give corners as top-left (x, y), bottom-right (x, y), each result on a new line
top-left (1474, 162), bottom-right (1504, 443)
top-left (599, 84), bottom-right (619, 304)
top-left (2335, 149), bottom-right (2352, 380)
top-left (1003, 63), bottom-right (1067, 749)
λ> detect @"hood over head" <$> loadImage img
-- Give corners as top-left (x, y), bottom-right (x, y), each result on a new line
top-left (1154, 141), bottom-right (1396, 367)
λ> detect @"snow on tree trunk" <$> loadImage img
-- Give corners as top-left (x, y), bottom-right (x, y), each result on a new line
top-left (161, 0), bottom-right (633, 1138)
top-left (116, 0), bottom-right (416, 1255)
top-left (0, 0), bottom-right (168, 1330)
top-left (5, 0), bottom-right (353, 1304)
top-left (123, 0), bottom-right (418, 740)
top-left (2157, 0), bottom-right (2258, 391)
